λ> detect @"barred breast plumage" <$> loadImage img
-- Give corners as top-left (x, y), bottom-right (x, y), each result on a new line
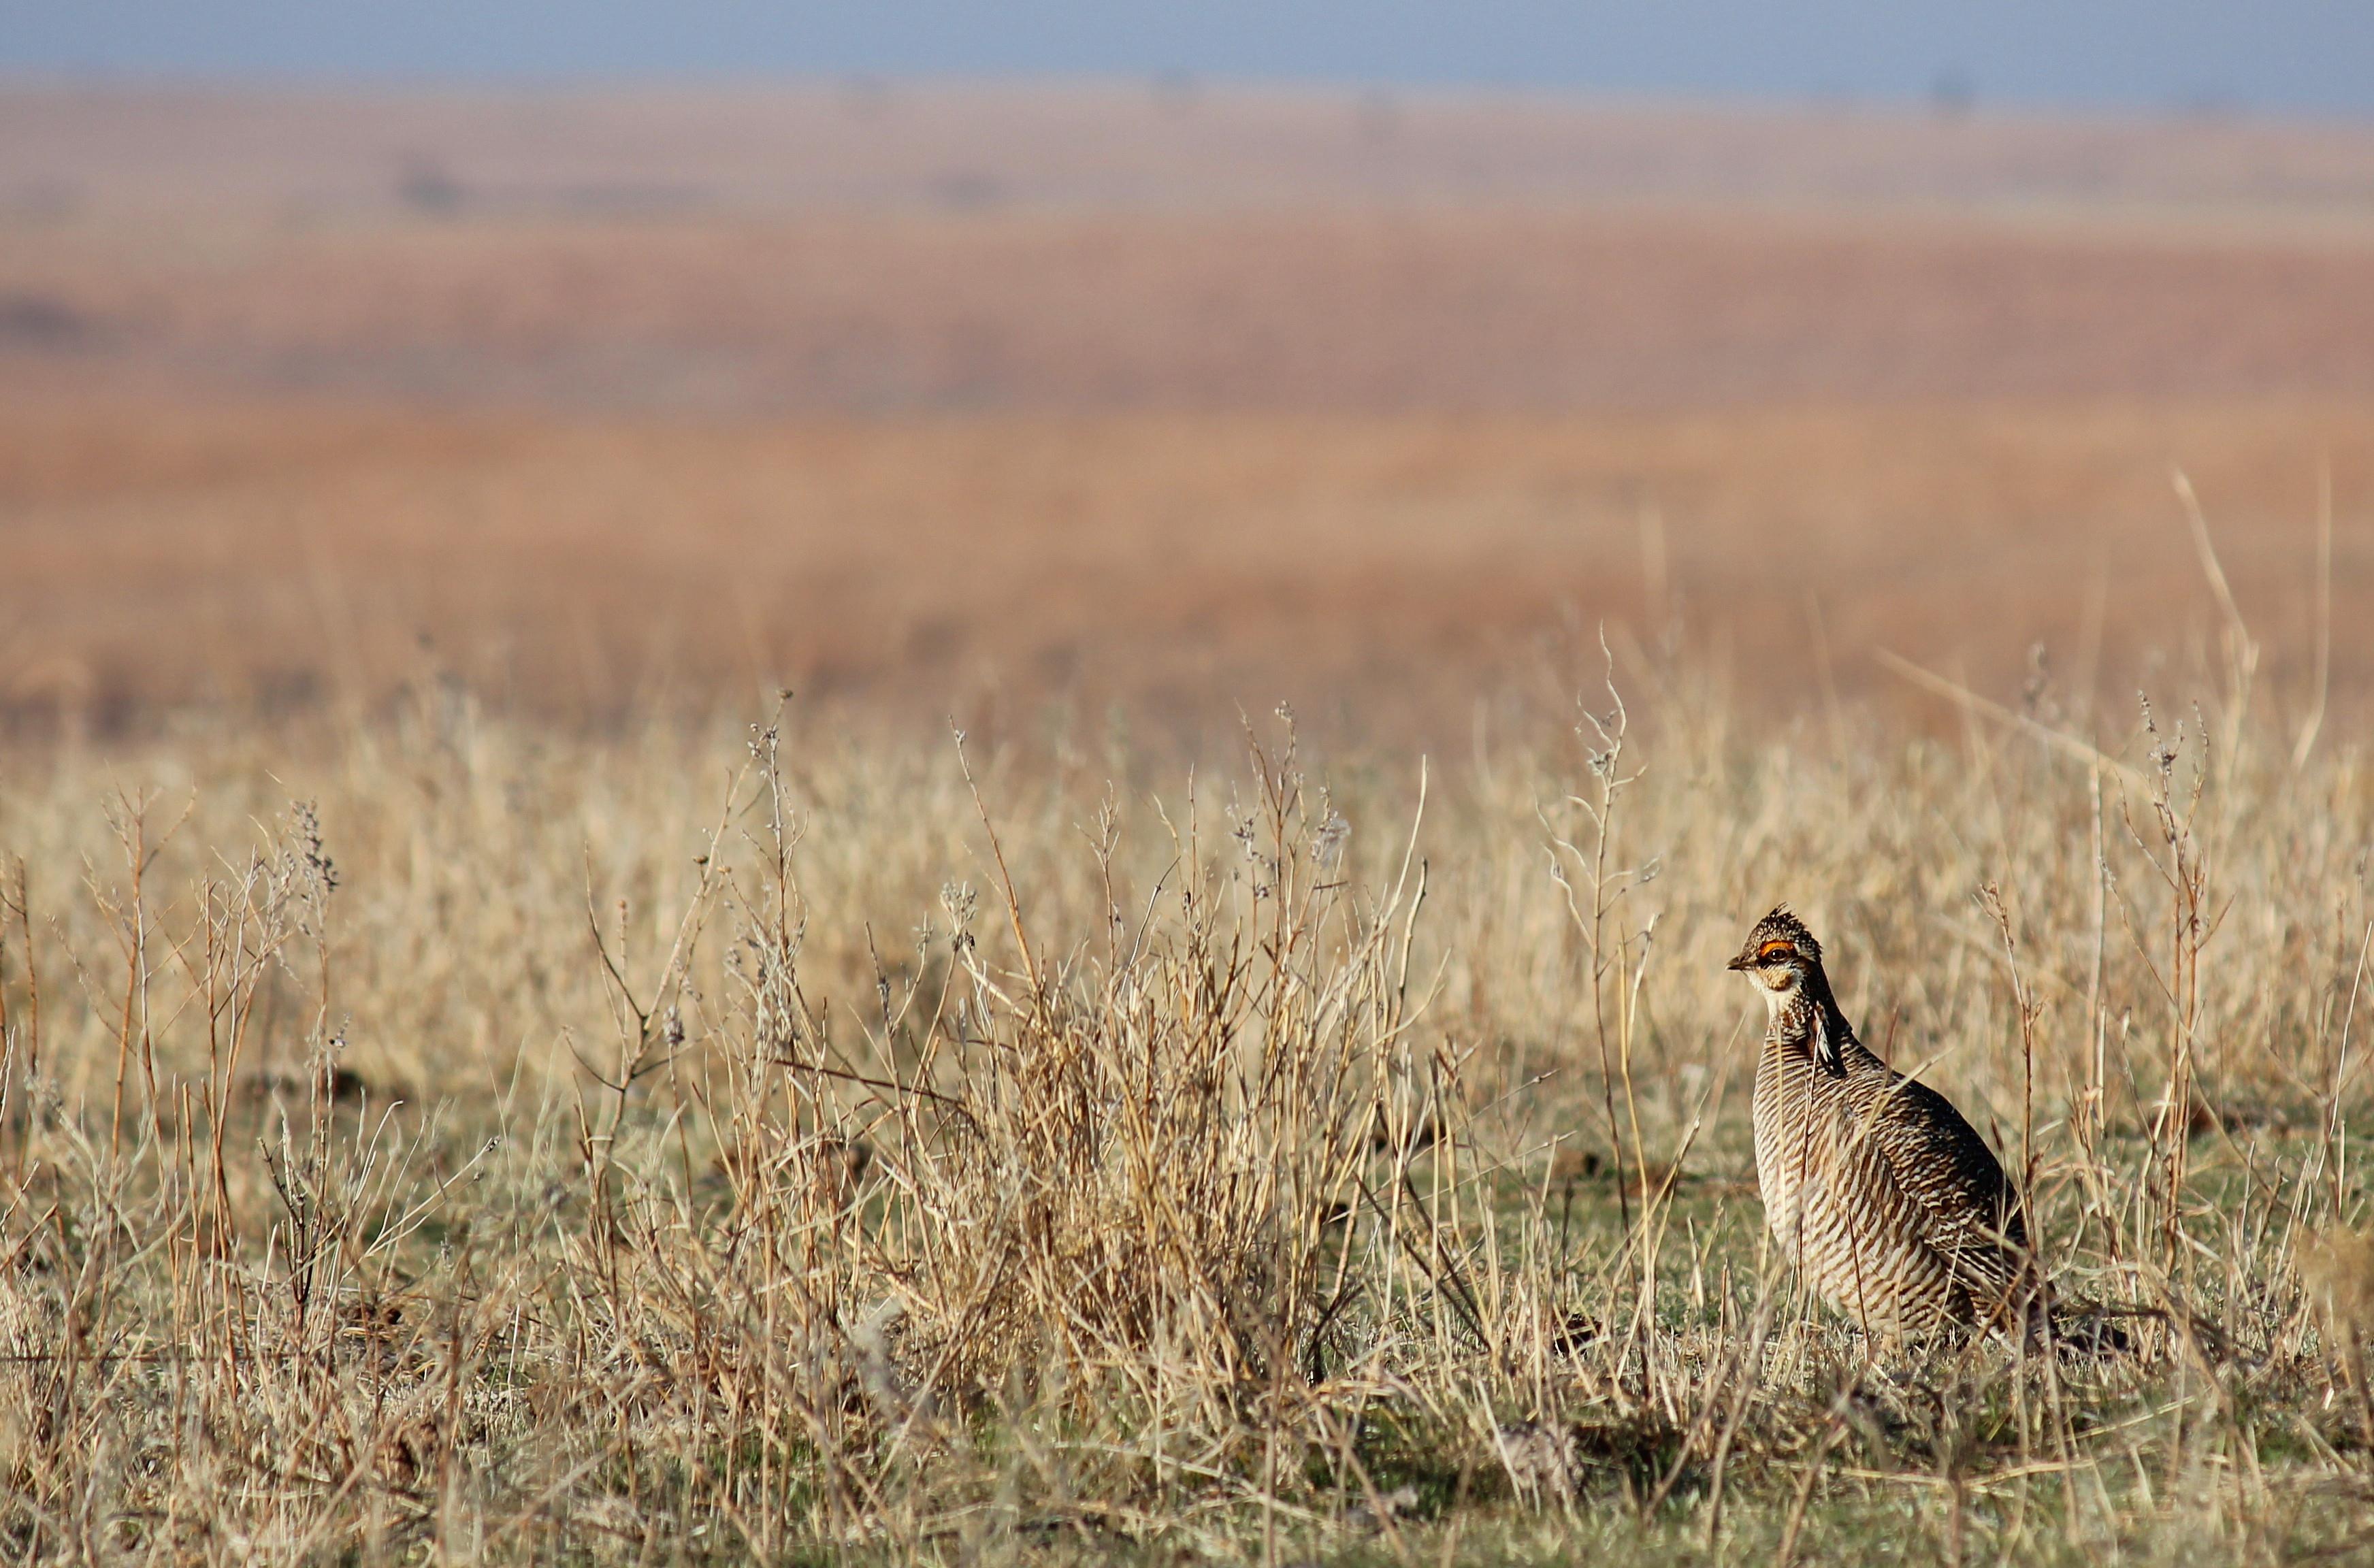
top-left (1730, 906), bottom-right (2039, 1341)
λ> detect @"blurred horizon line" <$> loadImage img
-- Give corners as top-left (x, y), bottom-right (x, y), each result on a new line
top-left (0, 71), bottom-right (2360, 130)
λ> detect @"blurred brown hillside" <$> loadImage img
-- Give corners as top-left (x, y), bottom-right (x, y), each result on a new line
top-left (0, 84), bottom-right (2369, 741)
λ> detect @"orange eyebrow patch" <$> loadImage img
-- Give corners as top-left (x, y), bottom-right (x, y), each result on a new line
top-left (1757, 939), bottom-right (1795, 960)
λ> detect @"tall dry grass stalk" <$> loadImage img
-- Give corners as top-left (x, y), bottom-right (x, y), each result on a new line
top-left (0, 627), bottom-right (2369, 1561)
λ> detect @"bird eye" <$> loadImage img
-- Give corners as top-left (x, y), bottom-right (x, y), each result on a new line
top-left (1757, 939), bottom-right (1794, 960)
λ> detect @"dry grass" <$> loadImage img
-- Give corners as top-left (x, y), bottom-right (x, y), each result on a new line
top-left (0, 606), bottom-right (2372, 1562)
top-left (12, 201), bottom-right (2374, 416)
top-left (0, 395), bottom-right (2369, 745)
top-left (10, 80), bottom-right (2374, 1563)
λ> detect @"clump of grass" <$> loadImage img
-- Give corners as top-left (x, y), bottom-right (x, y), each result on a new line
top-left (0, 630), bottom-right (2370, 1561)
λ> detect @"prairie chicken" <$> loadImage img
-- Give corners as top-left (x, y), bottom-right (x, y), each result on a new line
top-left (1729, 906), bottom-right (2043, 1343)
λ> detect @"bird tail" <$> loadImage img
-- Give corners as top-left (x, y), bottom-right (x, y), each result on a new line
top-left (1986, 1269), bottom-right (2134, 1357)
top-left (2044, 1303), bottom-right (2135, 1358)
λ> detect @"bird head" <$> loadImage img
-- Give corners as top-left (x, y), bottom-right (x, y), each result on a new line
top-left (1726, 906), bottom-right (1823, 1000)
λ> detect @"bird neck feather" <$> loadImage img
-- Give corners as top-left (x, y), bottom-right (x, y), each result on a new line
top-left (1770, 970), bottom-right (1853, 1076)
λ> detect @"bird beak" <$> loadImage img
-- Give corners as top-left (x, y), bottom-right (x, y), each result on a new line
top-left (1725, 953), bottom-right (1753, 972)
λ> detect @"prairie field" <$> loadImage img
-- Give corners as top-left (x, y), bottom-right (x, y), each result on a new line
top-left (3, 392), bottom-right (2369, 749)
top-left (2, 84), bottom-right (2374, 1564)
top-left (3, 647), bottom-right (2373, 1565)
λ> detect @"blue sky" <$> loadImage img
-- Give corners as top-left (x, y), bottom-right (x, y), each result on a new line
top-left (5, 1), bottom-right (2371, 116)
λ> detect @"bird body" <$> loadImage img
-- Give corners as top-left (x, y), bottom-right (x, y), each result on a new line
top-left (1731, 908), bottom-right (2039, 1342)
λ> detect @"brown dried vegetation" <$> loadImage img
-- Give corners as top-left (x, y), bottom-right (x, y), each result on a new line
top-left (0, 627), bottom-right (2362, 1559)
top-left (5, 84), bottom-right (2374, 1564)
